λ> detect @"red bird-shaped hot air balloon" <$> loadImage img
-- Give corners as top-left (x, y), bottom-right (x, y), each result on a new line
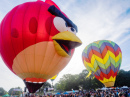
top-left (0, 0), bottom-right (82, 93)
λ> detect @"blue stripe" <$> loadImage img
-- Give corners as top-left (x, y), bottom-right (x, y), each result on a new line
top-left (91, 46), bottom-right (101, 53)
top-left (104, 42), bottom-right (114, 48)
top-left (94, 63), bottom-right (120, 76)
top-left (94, 69), bottom-right (101, 76)
top-left (86, 46), bottom-right (101, 57)
top-left (100, 43), bottom-right (106, 53)
top-left (86, 46), bottom-right (92, 57)
top-left (114, 44), bottom-right (119, 51)
top-left (82, 52), bottom-right (88, 58)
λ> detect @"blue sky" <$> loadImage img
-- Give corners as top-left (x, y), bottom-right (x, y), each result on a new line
top-left (0, 0), bottom-right (130, 91)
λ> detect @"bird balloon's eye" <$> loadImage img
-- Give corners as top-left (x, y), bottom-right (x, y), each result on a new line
top-left (71, 27), bottom-right (75, 32)
top-left (53, 17), bottom-right (66, 32)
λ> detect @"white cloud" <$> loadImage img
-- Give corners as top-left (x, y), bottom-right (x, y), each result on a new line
top-left (57, 0), bottom-right (130, 44)
top-left (118, 34), bottom-right (130, 45)
top-left (121, 64), bottom-right (130, 71)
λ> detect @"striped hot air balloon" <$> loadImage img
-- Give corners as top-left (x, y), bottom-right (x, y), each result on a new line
top-left (82, 40), bottom-right (122, 87)
top-left (50, 74), bottom-right (58, 87)
top-left (50, 74), bottom-right (58, 82)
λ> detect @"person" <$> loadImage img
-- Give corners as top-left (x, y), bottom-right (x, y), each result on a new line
top-left (125, 91), bottom-right (128, 97)
top-left (128, 91), bottom-right (130, 97)
top-left (115, 92), bottom-right (118, 97)
top-left (101, 91), bottom-right (104, 97)
top-left (118, 92), bottom-right (125, 97)
top-left (97, 92), bottom-right (101, 97)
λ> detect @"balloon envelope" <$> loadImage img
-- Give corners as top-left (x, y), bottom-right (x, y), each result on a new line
top-left (0, 0), bottom-right (81, 93)
top-left (82, 40), bottom-right (122, 87)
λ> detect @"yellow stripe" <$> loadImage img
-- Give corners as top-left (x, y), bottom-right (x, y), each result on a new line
top-left (94, 41), bottom-right (100, 44)
top-left (99, 76), bottom-right (116, 83)
top-left (103, 78), bottom-right (109, 83)
top-left (90, 51), bottom-right (112, 65)
top-left (94, 67), bottom-right (99, 73)
top-left (91, 55), bottom-right (104, 64)
top-left (88, 51), bottom-right (121, 66)
top-left (108, 40), bottom-right (112, 43)
top-left (84, 60), bottom-right (93, 68)
top-left (115, 52), bottom-right (122, 62)
top-left (91, 55), bottom-right (96, 67)
top-left (108, 51), bottom-right (115, 60)
top-left (109, 76), bottom-right (114, 81)
top-left (103, 51), bottom-right (109, 64)
top-left (84, 51), bottom-right (122, 72)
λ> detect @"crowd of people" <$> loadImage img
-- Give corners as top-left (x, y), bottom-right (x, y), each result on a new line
top-left (51, 89), bottom-right (129, 97)
top-left (26, 88), bottom-right (130, 97)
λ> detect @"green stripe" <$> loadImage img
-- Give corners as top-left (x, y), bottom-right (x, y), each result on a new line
top-left (98, 41), bottom-right (105, 47)
top-left (111, 41), bottom-right (116, 47)
top-left (85, 44), bottom-right (92, 53)
top-left (104, 58), bottom-right (111, 69)
top-left (93, 60), bottom-right (98, 70)
top-left (109, 57), bottom-right (116, 67)
top-left (83, 49), bottom-right (87, 54)
top-left (91, 43), bottom-right (99, 48)
top-left (98, 40), bottom-right (109, 48)
top-left (87, 66), bottom-right (95, 72)
top-left (98, 40), bottom-right (112, 48)
top-left (115, 58), bottom-right (122, 68)
top-left (86, 65), bottom-right (91, 71)
top-left (96, 61), bottom-right (106, 69)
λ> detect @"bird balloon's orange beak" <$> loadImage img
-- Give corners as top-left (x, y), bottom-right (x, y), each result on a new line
top-left (52, 31), bottom-right (82, 57)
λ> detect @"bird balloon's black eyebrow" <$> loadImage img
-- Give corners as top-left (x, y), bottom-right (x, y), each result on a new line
top-left (48, 5), bottom-right (78, 32)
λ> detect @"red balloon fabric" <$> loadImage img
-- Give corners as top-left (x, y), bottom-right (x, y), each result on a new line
top-left (0, 0), bottom-right (82, 93)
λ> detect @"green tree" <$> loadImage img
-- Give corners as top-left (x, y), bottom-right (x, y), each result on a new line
top-left (55, 69), bottom-right (104, 91)
top-left (55, 74), bottom-right (79, 91)
top-left (54, 69), bottom-right (130, 91)
top-left (0, 87), bottom-right (6, 96)
top-left (78, 69), bottom-right (103, 90)
top-left (8, 88), bottom-right (14, 95)
top-left (39, 82), bottom-right (51, 92)
top-left (115, 69), bottom-right (130, 87)
top-left (8, 87), bottom-right (22, 96)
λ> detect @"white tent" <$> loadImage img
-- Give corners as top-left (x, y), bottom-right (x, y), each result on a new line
top-left (121, 86), bottom-right (128, 89)
top-left (101, 87), bottom-right (108, 90)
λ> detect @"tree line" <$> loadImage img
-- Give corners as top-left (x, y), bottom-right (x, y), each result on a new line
top-left (0, 87), bottom-right (22, 96)
top-left (54, 69), bottom-right (130, 91)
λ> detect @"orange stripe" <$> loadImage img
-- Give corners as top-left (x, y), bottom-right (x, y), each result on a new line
top-left (92, 50), bottom-right (102, 58)
top-left (106, 46), bottom-right (115, 55)
top-left (95, 69), bottom-right (118, 81)
top-left (87, 50), bottom-right (93, 61)
top-left (83, 56), bottom-right (90, 63)
top-left (115, 47), bottom-right (121, 57)
top-left (101, 46), bottom-right (108, 58)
